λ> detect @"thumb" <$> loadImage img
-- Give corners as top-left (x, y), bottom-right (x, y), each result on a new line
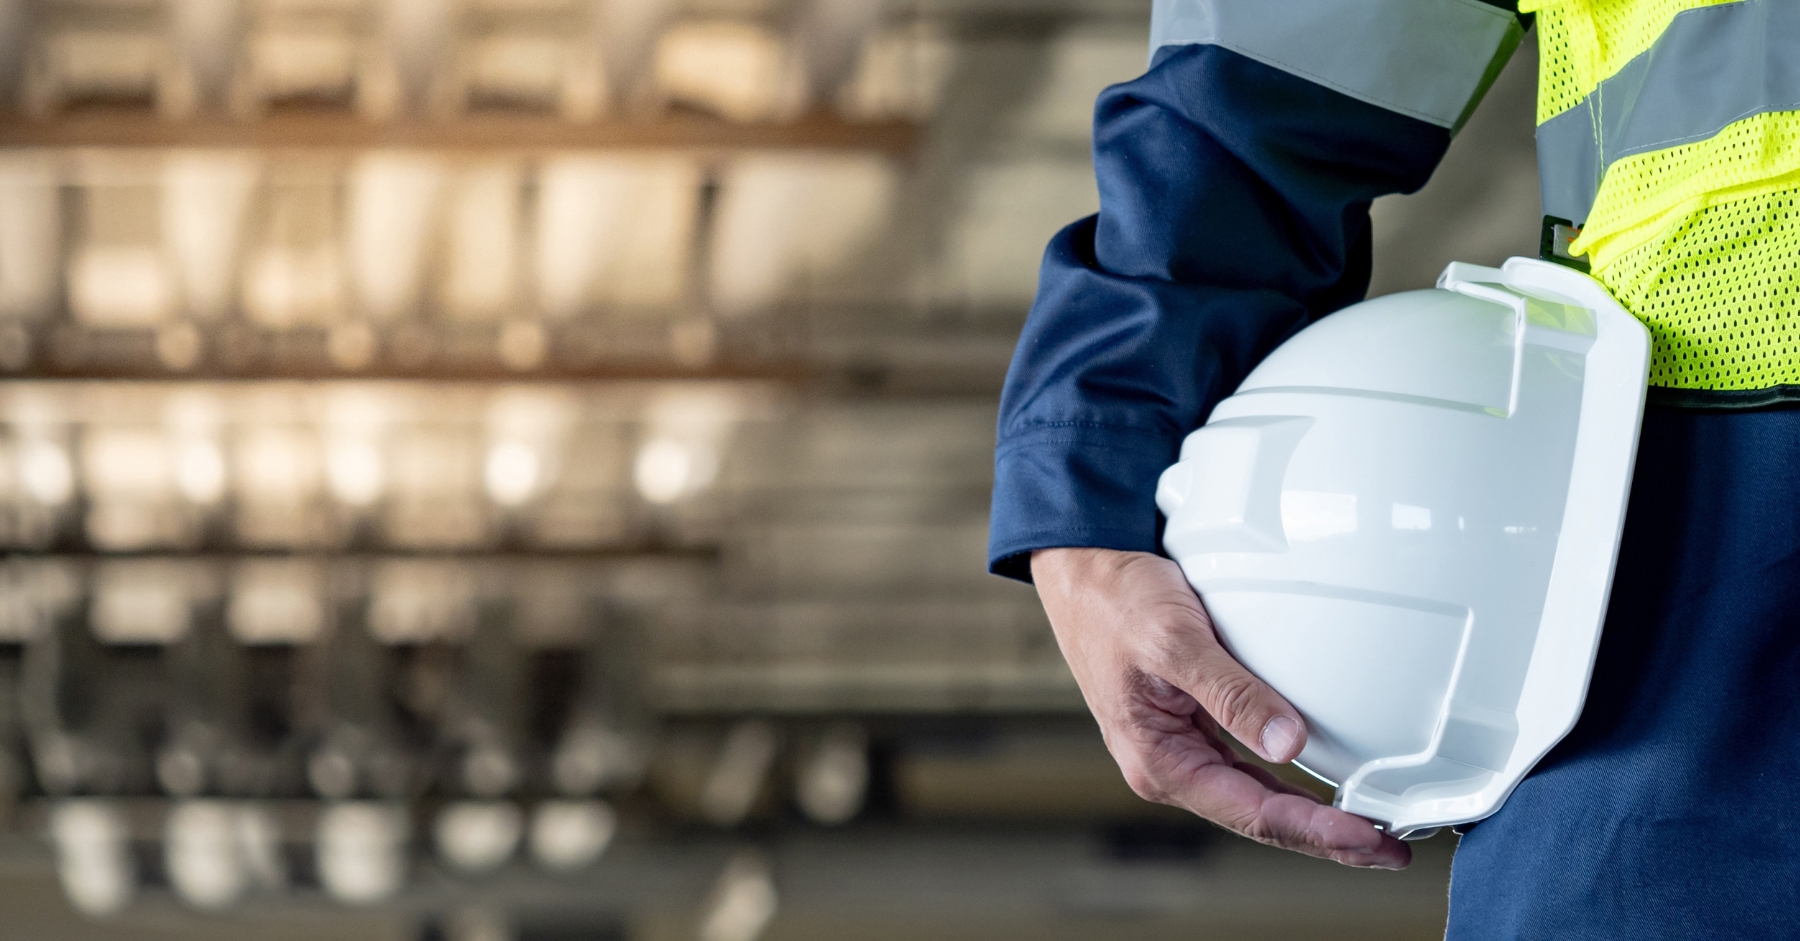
top-left (1151, 623), bottom-right (1307, 764)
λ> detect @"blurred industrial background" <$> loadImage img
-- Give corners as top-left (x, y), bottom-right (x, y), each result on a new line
top-left (0, 0), bottom-right (1540, 937)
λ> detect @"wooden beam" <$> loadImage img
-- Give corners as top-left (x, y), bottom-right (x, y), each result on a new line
top-left (0, 110), bottom-right (924, 154)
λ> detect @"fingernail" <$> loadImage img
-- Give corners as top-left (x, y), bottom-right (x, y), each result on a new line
top-left (1260, 716), bottom-right (1300, 761)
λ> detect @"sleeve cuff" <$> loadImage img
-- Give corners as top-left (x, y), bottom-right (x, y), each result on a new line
top-left (987, 422), bottom-right (1180, 582)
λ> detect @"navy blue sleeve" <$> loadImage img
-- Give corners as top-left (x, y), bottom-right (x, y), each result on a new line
top-left (988, 44), bottom-right (1455, 581)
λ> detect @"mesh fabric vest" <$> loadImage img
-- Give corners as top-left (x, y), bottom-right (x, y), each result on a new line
top-left (1529, 0), bottom-right (1800, 398)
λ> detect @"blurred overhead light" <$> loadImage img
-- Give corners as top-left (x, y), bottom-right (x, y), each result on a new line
top-left (316, 802), bottom-right (409, 905)
top-left (245, 246), bottom-right (343, 328)
top-left (164, 801), bottom-right (248, 909)
top-left (83, 428), bottom-right (171, 500)
top-left (92, 561), bottom-right (195, 643)
top-left (70, 246), bottom-right (175, 327)
top-left (369, 560), bottom-right (474, 643)
top-left (50, 801), bottom-right (136, 917)
top-left (235, 427), bottom-right (321, 503)
top-left (227, 561), bottom-right (325, 644)
top-left (19, 439), bottom-right (74, 505)
top-left (529, 800), bottom-right (616, 872)
top-left (484, 440), bottom-right (541, 507)
top-left (435, 801), bottom-right (523, 874)
top-left (174, 438), bottom-right (227, 504)
top-left (326, 438), bottom-right (385, 507)
top-left (633, 436), bottom-right (716, 505)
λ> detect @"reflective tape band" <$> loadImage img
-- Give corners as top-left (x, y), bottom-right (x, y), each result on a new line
top-left (1150, 0), bottom-right (1523, 130)
top-left (1538, 0), bottom-right (1800, 224)
top-left (1537, 100), bottom-right (1600, 225)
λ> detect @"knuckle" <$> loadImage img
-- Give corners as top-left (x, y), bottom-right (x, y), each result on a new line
top-left (1205, 673), bottom-right (1264, 732)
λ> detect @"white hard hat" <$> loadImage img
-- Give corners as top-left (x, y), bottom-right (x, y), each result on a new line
top-left (1156, 257), bottom-right (1650, 839)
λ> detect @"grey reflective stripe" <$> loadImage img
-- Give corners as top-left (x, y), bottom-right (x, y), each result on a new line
top-left (1538, 99), bottom-right (1600, 224)
top-left (1538, 0), bottom-right (1800, 224)
top-left (1150, 0), bottom-right (1522, 130)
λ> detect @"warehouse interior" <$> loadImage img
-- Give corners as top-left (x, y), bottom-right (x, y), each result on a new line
top-left (0, 0), bottom-right (1541, 937)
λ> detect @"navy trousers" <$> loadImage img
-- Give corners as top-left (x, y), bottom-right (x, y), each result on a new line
top-left (1447, 404), bottom-right (1800, 938)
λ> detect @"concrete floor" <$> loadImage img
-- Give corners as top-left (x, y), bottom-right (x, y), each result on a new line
top-left (0, 822), bottom-right (1459, 941)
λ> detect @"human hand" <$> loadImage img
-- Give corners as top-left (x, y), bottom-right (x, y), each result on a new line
top-left (1030, 547), bottom-right (1409, 869)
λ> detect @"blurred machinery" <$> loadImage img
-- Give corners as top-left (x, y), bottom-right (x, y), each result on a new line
top-left (0, 0), bottom-right (1531, 935)
top-left (0, 0), bottom-right (1175, 935)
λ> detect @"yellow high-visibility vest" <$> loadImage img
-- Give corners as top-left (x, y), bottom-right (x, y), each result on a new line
top-left (1530, 0), bottom-right (1800, 400)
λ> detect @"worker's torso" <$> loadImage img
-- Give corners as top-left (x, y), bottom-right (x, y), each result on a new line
top-left (1531, 0), bottom-right (1800, 401)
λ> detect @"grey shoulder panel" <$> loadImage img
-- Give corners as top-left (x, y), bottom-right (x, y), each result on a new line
top-left (1149, 0), bottom-right (1523, 130)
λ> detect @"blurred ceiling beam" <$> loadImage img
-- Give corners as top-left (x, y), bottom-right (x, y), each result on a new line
top-left (0, 112), bottom-right (921, 154)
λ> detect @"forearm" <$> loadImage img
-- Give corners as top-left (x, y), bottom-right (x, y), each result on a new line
top-left (989, 18), bottom-right (1525, 580)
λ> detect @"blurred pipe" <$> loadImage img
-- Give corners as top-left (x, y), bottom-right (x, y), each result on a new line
top-left (552, 603), bottom-right (653, 797)
top-left (796, 721), bottom-right (869, 825)
top-left (444, 164), bottom-right (522, 320)
top-left (0, 0), bottom-right (28, 106)
top-left (166, 0), bottom-right (245, 114)
top-left (304, 601), bottom-right (417, 800)
top-left (161, 153), bottom-right (259, 321)
top-left (701, 720), bottom-right (778, 827)
top-left (594, 0), bottom-right (675, 112)
top-left (653, 21), bottom-right (803, 123)
top-left (0, 156), bottom-right (60, 320)
top-left (533, 158), bottom-right (612, 319)
top-left (446, 599), bottom-right (527, 799)
top-left (362, 0), bottom-right (454, 119)
top-left (391, 0), bottom-right (453, 115)
top-left (698, 849), bottom-right (778, 941)
top-left (536, 158), bottom-right (698, 311)
top-left (708, 156), bottom-right (896, 314)
top-left (347, 153), bottom-right (445, 320)
top-left (792, 0), bottom-right (884, 112)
